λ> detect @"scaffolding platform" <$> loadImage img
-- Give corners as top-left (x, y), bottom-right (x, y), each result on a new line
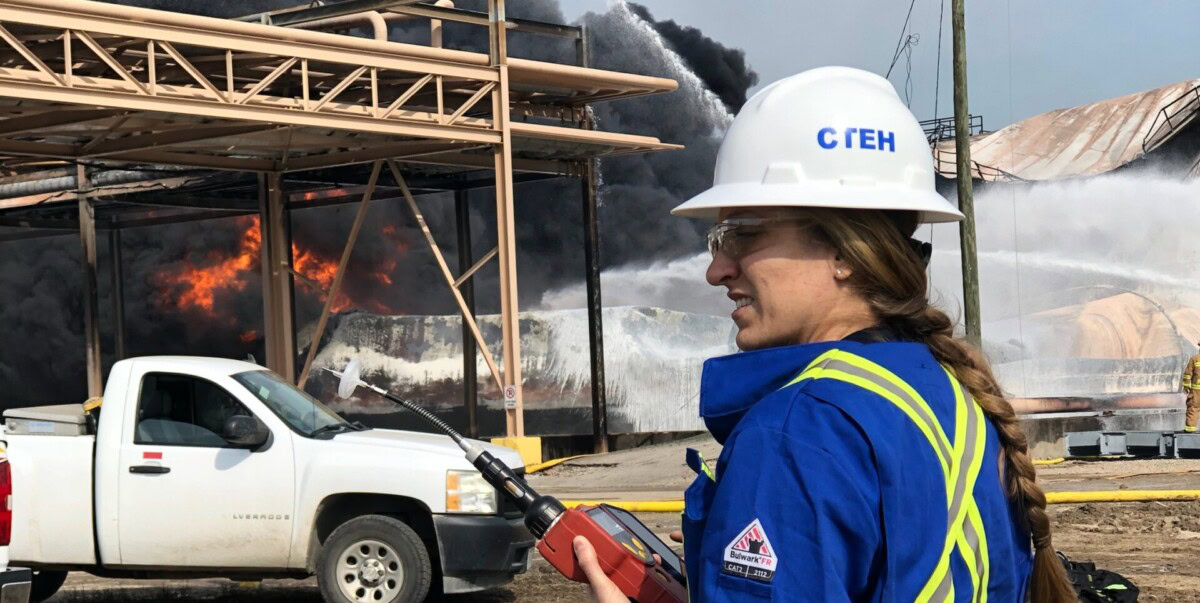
top-left (1065, 430), bottom-right (1200, 458)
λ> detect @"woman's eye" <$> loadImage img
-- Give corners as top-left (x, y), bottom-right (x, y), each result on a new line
top-left (731, 229), bottom-right (765, 244)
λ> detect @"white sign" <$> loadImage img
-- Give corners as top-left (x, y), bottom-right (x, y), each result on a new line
top-left (503, 385), bottom-right (517, 410)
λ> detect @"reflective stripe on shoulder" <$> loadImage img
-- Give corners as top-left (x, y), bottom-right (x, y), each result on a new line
top-left (788, 349), bottom-right (953, 483)
top-left (784, 350), bottom-right (990, 602)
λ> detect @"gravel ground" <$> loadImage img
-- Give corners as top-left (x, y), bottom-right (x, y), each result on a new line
top-left (45, 452), bottom-right (1200, 602)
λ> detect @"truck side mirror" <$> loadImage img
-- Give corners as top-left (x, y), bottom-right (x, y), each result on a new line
top-left (222, 415), bottom-right (269, 449)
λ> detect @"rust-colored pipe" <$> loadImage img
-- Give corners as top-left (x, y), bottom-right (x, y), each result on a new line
top-left (1010, 393), bottom-right (1183, 415)
top-left (290, 0), bottom-right (453, 43)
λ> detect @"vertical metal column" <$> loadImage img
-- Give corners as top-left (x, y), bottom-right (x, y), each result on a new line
top-left (108, 228), bottom-right (126, 361)
top-left (581, 156), bottom-right (608, 453)
top-left (577, 25), bottom-right (608, 453)
top-left (76, 165), bottom-right (102, 397)
top-left (259, 172), bottom-right (296, 379)
top-left (489, 0), bottom-right (524, 437)
top-left (455, 188), bottom-right (479, 439)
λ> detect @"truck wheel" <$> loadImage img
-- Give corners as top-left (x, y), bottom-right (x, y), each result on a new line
top-left (318, 515), bottom-right (431, 603)
top-left (30, 569), bottom-right (68, 603)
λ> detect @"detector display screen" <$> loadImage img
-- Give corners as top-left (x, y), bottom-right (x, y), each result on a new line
top-left (587, 505), bottom-right (686, 586)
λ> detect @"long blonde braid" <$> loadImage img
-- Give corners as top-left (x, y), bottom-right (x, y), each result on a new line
top-left (805, 208), bottom-right (1076, 603)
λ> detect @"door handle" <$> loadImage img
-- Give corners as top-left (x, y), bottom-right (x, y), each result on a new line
top-left (129, 465), bottom-right (171, 474)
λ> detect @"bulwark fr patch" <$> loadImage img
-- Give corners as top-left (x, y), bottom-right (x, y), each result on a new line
top-left (722, 518), bottom-right (777, 583)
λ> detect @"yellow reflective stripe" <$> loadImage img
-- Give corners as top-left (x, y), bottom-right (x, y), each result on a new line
top-left (787, 348), bottom-right (842, 385)
top-left (956, 530), bottom-right (980, 600)
top-left (790, 350), bottom-right (953, 481)
top-left (697, 452), bottom-right (715, 481)
top-left (958, 400), bottom-right (989, 602)
top-left (919, 368), bottom-right (989, 602)
top-left (918, 369), bottom-right (973, 601)
top-left (793, 364), bottom-right (951, 482)
top-left (824, 352), bottom-right (954, 458)
top-left (788, 351), bottom-right (991, 602)
top-left (952, 368), bottom-right (975, 596)
top-left (967, 504), bottom-right (991, 603)
top-left (948, 369), bottom-right (990, 602)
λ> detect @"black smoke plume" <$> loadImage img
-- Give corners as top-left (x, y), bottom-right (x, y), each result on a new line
top-left (0, 0), bottom-right (758, 408)
top-left (626, 3), bottom-right (758, 114)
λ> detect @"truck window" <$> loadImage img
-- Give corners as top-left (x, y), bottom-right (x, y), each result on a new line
top-left (134, 373), bottom-right (253, 447)
top-left (231, 369), bottom-right (349, 437)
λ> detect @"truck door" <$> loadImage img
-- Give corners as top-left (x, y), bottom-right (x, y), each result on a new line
top-left (116, 371), bottom-right (296, 568)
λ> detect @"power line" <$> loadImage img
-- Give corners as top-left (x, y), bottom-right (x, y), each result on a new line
top-left (902, 34), bottom-right (920, 107)
top-left (934, 0), bottom-right (946, 119)
top-left (886, 0), bottom-right (919, 78)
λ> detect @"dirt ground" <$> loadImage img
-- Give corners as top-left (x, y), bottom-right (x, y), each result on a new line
top-left (45, 450), bottom-right (1200, 602)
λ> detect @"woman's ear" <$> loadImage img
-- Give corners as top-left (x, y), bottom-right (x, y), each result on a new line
top-left (833, 255), bottom-right (852, 281)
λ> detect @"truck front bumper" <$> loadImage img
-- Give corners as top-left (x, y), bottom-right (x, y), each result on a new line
top-left (431, 513), bottom-right (534, 594)
top-left (0, 567), bottom-right (31, 603)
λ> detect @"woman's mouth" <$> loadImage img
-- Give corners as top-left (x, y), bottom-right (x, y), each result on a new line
top-left (735, 297), bottom-right (754, 310)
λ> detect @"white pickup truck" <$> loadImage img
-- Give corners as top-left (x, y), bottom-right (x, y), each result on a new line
top-left (3, 356), bottom-right (534, 603)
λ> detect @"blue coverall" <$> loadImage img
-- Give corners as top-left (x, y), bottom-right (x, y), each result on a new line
top-left (681, 336), bottom-right (1034, 601)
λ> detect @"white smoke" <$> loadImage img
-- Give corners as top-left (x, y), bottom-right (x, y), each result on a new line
top-left (545, 173), bottom-right (1200, 397)
top-left (925, 172), bottom-right (1200, 331)
top-left (538, 253), bottom-right (729, 316)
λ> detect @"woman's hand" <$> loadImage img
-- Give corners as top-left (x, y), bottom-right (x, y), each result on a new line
top-left (573, 536), bottom-right (629, 603)
top-left (572, 530), bottom-right (687, 602)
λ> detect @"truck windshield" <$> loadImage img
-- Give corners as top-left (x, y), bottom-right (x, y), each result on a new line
top-left (231, 370), bottom-right (349, 437)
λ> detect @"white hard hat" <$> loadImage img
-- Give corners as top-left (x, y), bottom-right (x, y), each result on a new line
top-left (672, 66), bottom-right (963, 223)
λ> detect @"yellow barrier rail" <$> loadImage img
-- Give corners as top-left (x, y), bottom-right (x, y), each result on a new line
top-left (560, 490), bottom-right (1200, 513)
top-left (525, 454), bottom-right (596, 474)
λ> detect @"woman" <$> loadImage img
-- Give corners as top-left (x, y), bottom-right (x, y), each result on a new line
top-left (572, 67), bottom-right (1076, 602)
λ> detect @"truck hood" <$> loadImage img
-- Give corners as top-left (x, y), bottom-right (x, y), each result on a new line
top-left (330, 429), bottom-right (526, 470)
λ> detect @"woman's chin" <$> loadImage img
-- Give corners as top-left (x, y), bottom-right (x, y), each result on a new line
top-left (735, 329), bottom-right (768, 352)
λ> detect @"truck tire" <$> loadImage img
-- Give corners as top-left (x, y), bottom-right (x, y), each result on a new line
top-left (30, 569), bottom-right (68, 603)
top-left (318, 515), bottom-right (432, 603)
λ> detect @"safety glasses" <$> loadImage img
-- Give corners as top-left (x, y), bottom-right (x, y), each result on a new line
top-left (705, 216), bottom-right (813, 260)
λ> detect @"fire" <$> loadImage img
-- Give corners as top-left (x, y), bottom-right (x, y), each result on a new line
top-left (292, 244), bottom-right (349, 312)
top-left (240, 329), bottom-right (259, 343)
top-left (372, 258), bottom-right (397, 286)
top-left (157, 216), bottom-right (260, 312)
top-left (156, 217), bottom-right (397, 317)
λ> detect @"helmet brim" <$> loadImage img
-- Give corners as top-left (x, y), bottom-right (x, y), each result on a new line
top-left (671, 182), bottom-right (965, 224)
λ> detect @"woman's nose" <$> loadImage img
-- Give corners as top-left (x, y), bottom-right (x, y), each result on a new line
top-left (706, 252), bottom-right (738, 286)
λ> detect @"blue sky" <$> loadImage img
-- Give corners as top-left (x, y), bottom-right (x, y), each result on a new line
top-left (563, 1), bottom-right (1200, 131)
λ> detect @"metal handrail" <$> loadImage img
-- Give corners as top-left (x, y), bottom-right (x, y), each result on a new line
top-left (930, 145), bottom-right (1024, 182)
top-left (1143, 84), bottom-right (1200, 154)
top-left (921, 114), bottom-right (983, 143)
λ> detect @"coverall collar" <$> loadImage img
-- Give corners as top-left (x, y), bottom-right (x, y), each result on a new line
top-left (699, 340), bottom-right (844, 444)
top-left (700, 325), bottom-right (909, 444)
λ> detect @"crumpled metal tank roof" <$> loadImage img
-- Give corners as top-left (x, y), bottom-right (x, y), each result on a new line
top-left (934, 78), bottom-right (1200, 182)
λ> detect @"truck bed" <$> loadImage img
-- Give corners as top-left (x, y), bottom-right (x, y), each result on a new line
top-left (3, 429), bottom-right (97, 566)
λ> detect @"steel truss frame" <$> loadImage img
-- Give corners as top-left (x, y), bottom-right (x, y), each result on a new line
top-left (0, 0), bottom-right (679, 438)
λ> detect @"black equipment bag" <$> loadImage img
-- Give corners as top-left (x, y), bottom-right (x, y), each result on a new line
top-left (1058, 552), bottom-right (1139, 602)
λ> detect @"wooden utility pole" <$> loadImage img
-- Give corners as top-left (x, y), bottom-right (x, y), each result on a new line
top-left (952, 0), bottom-right (982, 347)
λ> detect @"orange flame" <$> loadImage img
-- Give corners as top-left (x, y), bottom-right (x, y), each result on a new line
top-left (157, 216), bottom-right (260, 313)
top-left (157, 217), bottom-right (398, 317)
top-left (292, 244), bottom-right (350, 312)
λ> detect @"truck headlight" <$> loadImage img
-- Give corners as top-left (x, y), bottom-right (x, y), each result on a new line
top-left (446, 470), bottom-right (497, 514)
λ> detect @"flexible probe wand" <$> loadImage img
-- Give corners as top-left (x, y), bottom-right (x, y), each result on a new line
top-left (325, 360), bottom-right (686, 603)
